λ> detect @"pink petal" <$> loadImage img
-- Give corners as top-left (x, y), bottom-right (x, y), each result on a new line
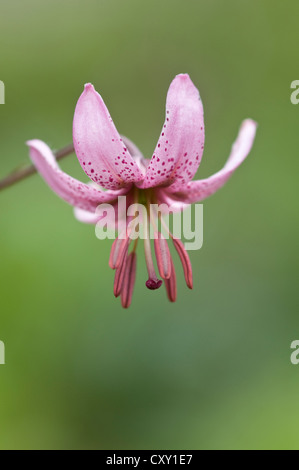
top-left (27, 140), bottom-right (124, 212)
top-left (75, 190), bottom-right (135, 230)
top-left (121, 135), bottom-right (148, 177)
top-left (121, 135), bottom-right (144, 158)
top-left (141, 74), bottom-right (204, 189)
top-left (73, 84), bottom-right (144, 190)
top-left (74, 207), bottom-right (102, 224)
top-left (155, 188), bottom-right (190, 213)
top-left (166, 119), bottom-right (257, 204)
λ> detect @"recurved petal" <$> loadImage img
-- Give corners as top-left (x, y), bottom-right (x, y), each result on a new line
top-left (74, 207), bottom-right (102, 224)
top-left (141, 74), bottom-right (205, 189)
top-left (166, 119), bottom-right (257, 204)
top-left (73, 84), bottom-right (144, 190)
top-left (27, 140), bottom-right (125, 212)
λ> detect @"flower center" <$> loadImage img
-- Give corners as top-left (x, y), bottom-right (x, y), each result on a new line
top-left (108, 186), bottom-right (193, 308)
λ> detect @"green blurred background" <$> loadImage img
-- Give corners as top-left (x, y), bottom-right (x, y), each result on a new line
top-left (0, 0), bottom-right (298, 450)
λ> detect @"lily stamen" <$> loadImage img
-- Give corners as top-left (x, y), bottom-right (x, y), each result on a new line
top-left (165, 258), bottom-right (177, 303)
top-left (109, 233), bottom-right (128, 269)
top-left (172, 238), bottom-right (193, 290)
top-left (113, 238), bottom-right (130, 297)
top-left (154, 232), bottom-right (172, 280)
top-left (121, 252), bottom-right (137, 309)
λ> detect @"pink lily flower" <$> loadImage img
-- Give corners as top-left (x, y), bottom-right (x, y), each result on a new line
top-left (27, 74), bottom-right (257, 308)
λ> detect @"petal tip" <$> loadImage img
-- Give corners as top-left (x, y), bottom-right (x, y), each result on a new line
top-left (174, 73), bottom-right (196, 88)
top-left (83, 83), bottom-right (95, 93)
top-left (242, 118), bottom-right (258, 129)
top-left (26, 139), bottom-right (38, 148)
top-left (26, 139), bottom-right (49, 155)
top-left (239, 119), bottom-right (258, 144)
top-left (169, 73), bottom-right (200, 101)
top-left (175, 73), bottom-right (190, 81)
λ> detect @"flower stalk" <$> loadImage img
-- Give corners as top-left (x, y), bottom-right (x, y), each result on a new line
top-left (0, 144), bottom-right (74, 192)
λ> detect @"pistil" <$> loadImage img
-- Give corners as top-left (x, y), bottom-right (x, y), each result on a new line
top-left (144, 201), bottom-right (162, 290)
